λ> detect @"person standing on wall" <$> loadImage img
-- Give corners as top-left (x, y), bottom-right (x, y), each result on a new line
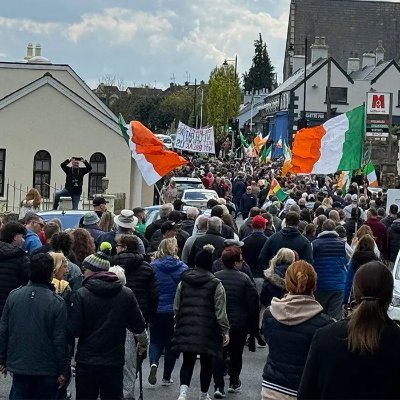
top-left (53, 157), bottom-right (92, 210)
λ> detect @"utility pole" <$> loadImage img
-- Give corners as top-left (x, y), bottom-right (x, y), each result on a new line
top-left (326, 58), bottom-right (331, 119)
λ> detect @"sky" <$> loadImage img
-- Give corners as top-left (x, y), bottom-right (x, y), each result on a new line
top-left (0, 0), bottom-right (290, 89)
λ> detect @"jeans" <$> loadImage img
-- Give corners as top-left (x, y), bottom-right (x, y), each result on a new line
top-left (53, 188), bottom-right (80, 210)
top-left (316, 290), bottom-right (344, 320)
top-left (149, 312), bottom-right (177, 380)
top-left (75, 364), bottom-right (123, 400)
top-left (213, 328), bottom-right (247, 389)
top-left (10, 374), bottom-right (58, 400)
top-left (180, 352), bottom-right (213, 393)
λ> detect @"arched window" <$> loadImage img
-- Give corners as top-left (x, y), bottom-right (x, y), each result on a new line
top-left (33, 150), bottom-right (51, 198)
top-left (88, 152), bottom-right (106, 198)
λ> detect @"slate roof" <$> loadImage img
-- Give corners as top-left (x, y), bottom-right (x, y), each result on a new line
top-left (285, 0), bottom-right (400, 79)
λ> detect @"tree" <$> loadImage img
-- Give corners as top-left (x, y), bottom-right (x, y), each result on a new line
top-left (158, 89), bottom-right (194, 129)
top-left (206, 63), bottom-right (241, 143)
top-left (243, 33), bottom-right (275, 92)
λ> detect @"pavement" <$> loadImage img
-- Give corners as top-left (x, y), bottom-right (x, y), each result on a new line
top-left (0, 346), bottom-right (268, 399)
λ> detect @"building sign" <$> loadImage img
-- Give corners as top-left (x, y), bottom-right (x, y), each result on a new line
top-left (305, 111), bottom-right (326, 120)
top-left (365, 92), bottom-right (392, 140)
top-left (366, 92), bottom-right (390, 114)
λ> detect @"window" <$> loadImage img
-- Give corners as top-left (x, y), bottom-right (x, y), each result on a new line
top-left (88, 153), bottom-right (106, 198)
top-left (33, 150), bottom-right (51, 198)
top-left (326, 87), bottom-right (348, 104)
top-left (0, 149), bottom-right (5, 197)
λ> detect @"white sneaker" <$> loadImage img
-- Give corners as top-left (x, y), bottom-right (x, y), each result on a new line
top-left (178, 384), bottom-right (189, 400)
top-left (199, 393), bottom-right (211, 400)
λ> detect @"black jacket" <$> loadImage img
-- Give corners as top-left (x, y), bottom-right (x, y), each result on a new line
top-left (187, 230), bottom-right (226, 268)
top-left (388, 219), bottom-right (400, 262)
top-left (263, 300), bottom-right (332, 395)
top-left (298, 319), bottom-right (400, 399)
top-left (68, 272), bottom-right (146, 367)
top-left (214, 268), bottom-right (259, 334)
top-left (172, 268), bottom-right (221, 356)
top-left (260, 264), bottom-right (289, 307)
top-left (181, 219), bottom-right (195, 236)
top-left (61, 159), bottom-right (92, 195)
top-left (258, 228), bottom-right (313, 269)
top-left (0, 242), bottom-right (30, 316)
top-left (148, 228), bottom-right (189, 256)
top-left (145, 217), bottom-right (167, 241)
top-left (344, 218), bottom-right (363, 245)
top-left (212, 258), bottom-right (255, 285)
top-left (0, 282), bottom-right (69, 377)
top-left (110, 251), bottom-right (159, 323)
top-left (242, 232), bottom-right (268, 278)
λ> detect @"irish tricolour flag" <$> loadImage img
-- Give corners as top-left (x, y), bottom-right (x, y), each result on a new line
top-left (363, 162), bottom-right (378, 187)
top-left (290, 105), bottom-right (364, 174)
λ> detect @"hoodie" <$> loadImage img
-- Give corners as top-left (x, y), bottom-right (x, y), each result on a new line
top-left (68, 271), bottom-right (146, 367)
top-left (262, 294), bottom-right (332, 396)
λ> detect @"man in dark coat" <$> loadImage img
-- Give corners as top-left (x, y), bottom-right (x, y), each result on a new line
top-left (238, 207), bottom-right (260, 240)
top-left (213, 246), bottom-right (259, 397)
top-left (0, 253), bottom-right (69, 399)
top-left (52, 157), bottom-right (92, 210)
top-left (69, 248), bottom-right (147, 400)
top-left (188, 217), bottom-right (226, 268)
top-left (388, 216), bottom-right (400, 265)
top-left (381, 204), bottom-right (398, 230)
top-left (111, 234), bottom-right (159, 324)
top-left (364, 208), bottom-right (388, 257)
top-left (0, 222), bottom-right (30, 316)
top-left (258, 212), bottom-right (313, 269)
top-left (232, 175), bottom-right (246, 211)
top-left (145, 203), bottom-right (173, 241)
top-left (240, 187), bottom-right (257, 219)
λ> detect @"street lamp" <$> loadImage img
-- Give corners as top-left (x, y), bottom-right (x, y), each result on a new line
top-left (223, 56), bottom-right (238, 151)
top-left (185, 79), bottom-right (206, 128)
top-left (288, 37), bottom-right (308, 128)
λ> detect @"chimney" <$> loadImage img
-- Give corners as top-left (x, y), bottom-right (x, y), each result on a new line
top-left (34, 43), bottom-right (41, 57)
top-left (310, 36), bottom-right (329, 63)
top-left (292, 55), bottom-right (305, 73)
top-left (362, 51), bottom-right (376, 68)
top-left (25, 43), bottom-right (33, 60)
top-left (347, 52), bottom-right (360, 74)
top-left (376, 40), bottom-right (385, 63)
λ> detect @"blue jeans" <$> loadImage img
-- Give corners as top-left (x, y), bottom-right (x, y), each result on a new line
top-left (53, 188), bottom-right (80, 210)
top-left (149, 312), bottom-right (177, 380)
top-left (10, 374), bottom-right (58, 400)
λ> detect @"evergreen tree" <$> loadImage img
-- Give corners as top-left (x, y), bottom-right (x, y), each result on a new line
top-left (243, 33), bottom-right (274, 92)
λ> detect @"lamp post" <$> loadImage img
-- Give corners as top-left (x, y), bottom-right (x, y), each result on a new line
top-left (223, 56), bottom-right (238, 151)
top-left (288, 37), bottom-right (308, 128)
top-left (185, 79), bottom-right (206, 128)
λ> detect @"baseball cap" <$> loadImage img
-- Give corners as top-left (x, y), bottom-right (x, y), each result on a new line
top-left (252, 215), bottom-right (267, 229)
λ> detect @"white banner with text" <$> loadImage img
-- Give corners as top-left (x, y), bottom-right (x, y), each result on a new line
top-left (174, 122), bottom-right (215, 154)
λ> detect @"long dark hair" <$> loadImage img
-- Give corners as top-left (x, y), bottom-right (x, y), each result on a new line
top-left (347, 261), bottom-right (393, 355)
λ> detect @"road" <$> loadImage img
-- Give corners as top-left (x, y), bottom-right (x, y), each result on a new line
top-left (0, 346), bottom-right (267, 399)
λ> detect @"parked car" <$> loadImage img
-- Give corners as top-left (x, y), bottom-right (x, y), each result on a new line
top-left (171, 177), bottom-right (205, 198)
top-left (389, 251), bottom-right (400, 323)
top-left (144, 205), bottom-right (161, 227)
top-left (155, 134), bottom-right (173, 150)
top-left (37, 210), bottom-right (86, 230)
top-left (180, 189), bottom-right (219, 211)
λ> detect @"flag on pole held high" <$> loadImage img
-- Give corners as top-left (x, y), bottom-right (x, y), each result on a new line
top-left (259, 145), bottom-right (271, 164)
top-left (240, 132), bottom-right (249, 149)
top-left (363, 162), bottom-right (378, 187)
top-left (125, 121), bottom-right (187, 185)
top-left (337, 171), bottom-right (351, 194)
top-left (281, 141), bottom-right (293, 177)
top-left (117, 113), bottom-right (130, 146)
top-left (289, 105), bottom-right (364, 174)
top-left (268, 178), bottom-right (288, 202)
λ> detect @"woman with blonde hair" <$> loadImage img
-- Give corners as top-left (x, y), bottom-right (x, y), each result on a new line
top-left (351, 225), bottom-right (380, 258)
top-left (148, 238), bottom-right (187, 386)
top-left (49, 251), bottom-right (71, 304)
top-left (262, 261), bottom-right (332, 400)
top-left (98, 210), bottom-right (114, 232)
top-left (299, 261), bottom-right (400, 399)
top-left (19, 188), bottom-right (42, 219)
top-left (260, 248), bottom-right (296, 308)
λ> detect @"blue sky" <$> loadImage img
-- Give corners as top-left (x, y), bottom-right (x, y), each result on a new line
top-left (0, 0), bottom-right (290, 89)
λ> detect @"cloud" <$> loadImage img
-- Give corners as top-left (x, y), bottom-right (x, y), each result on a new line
top-left (64, 7), bottom-right (175, 49)
top-left (0, 16), bottom-right (61, 35)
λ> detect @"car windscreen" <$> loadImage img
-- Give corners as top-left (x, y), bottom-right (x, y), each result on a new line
top-left (39, 213), bottom-right (83, 230)
top-left (183, 192), bottom-right (216, 201)
top-left (162, 138), bottom-right (172, 143)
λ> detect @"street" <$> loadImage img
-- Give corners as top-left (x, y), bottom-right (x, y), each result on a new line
top-left (0, 346), bottom-right (267, 400)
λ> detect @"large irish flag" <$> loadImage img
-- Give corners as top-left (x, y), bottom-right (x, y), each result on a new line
top-left (290, 105), bottom-right (364, 174)
top-left (127, 121), bottom-right (187, 185)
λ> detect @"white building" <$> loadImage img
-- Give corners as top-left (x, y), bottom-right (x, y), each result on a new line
top-left (0, 44), bottom-right (152, 212)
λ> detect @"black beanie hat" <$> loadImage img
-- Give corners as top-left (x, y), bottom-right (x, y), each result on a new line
top-left (195, 244), bottom-right (215, 271)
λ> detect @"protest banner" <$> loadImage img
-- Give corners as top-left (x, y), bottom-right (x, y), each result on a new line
top-left (174, 122), bottom-right (215, 154)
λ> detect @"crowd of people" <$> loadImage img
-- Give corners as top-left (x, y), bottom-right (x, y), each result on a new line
top-left (0, 154), bottom-right (400, 399)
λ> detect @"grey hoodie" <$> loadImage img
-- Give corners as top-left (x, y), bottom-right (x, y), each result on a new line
top-left (270, 294), bottom-right (323, 326)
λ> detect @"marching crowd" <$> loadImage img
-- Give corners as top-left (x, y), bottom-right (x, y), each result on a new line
top-left (0, 155), bottom-right (400, 399)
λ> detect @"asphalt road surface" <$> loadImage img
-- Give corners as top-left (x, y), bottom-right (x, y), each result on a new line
top-left (0, 345), bottom-right (267, 400)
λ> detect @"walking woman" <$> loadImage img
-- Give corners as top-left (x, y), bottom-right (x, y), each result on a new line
top-left (149, 238), bottom-right (187, 386)
top-left (173, 245), bottom-right (230, 400)
top-left (298, 261), bottom-right (400, 399)
top-left (262, 261), bottom-right (332, 400)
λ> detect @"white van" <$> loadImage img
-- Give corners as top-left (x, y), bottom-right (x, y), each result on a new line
top-left (155, 134), bottom-right (173, 150)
